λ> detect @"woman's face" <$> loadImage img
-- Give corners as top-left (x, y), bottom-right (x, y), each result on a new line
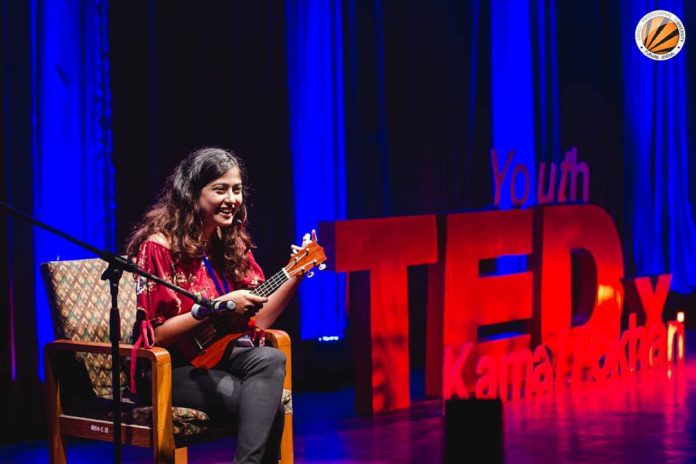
top-left (198, 166), bottom-right (243, 238)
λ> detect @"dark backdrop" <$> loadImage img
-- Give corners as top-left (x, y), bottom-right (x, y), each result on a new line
top-left (2, 0), bottom-right (694, 441)
top-left (109, 1), bottom-right (297, 332)
top-left (107, 0), bottom-right (630, 393)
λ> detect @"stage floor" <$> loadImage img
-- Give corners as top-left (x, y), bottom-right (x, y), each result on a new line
top-left (2, 330), bottom-right (696, 463)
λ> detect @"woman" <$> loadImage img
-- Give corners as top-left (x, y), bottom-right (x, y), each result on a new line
top-left (126, 146), bottom-right (305, 464)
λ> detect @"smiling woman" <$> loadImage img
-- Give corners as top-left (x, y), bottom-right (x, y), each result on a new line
top-left (198, 166), bottom-right (244, 238)
top-left (124, 146), bottom-right (306, 464)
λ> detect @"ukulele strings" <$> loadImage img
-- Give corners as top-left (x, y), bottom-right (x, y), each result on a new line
top-left (192, 251), bottom-right (317, 348)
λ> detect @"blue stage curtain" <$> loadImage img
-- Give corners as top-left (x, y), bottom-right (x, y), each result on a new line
top-left (490, 0), bottom-right (559, 279)
top-left (32, 0), bottom-right (115, 378)
top-left (286, 0), bottom-right (347, 339)
top-left (491, 0), bottom-right (561, 206)
top-left (491, 0), bottom-right (537, 209)
top-left (622, 0), bottom-right (696, 293)
top-left (531, 0), bottom-right (560, 164)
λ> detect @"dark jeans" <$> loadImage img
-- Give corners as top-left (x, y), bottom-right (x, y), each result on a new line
top-left (171, 345), bottom-right (286, 464)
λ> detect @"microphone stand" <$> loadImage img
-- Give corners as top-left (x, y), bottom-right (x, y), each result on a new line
top-left (0, 201), bottom-right (219, 464)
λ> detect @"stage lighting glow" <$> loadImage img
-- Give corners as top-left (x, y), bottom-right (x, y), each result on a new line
top-left (30, 0), bottom-right (115, 380)
top-left (286, 0), bottom-right (347, 340)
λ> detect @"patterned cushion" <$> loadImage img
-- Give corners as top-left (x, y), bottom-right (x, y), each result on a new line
top-left (282, 388), bottom-right (293, 415)
top-left (41, 258), bottom-right (137, 398)
top-left (112, 404), bottom-right (212, 436)
top-left (63, 394), bottom-right (212, 437)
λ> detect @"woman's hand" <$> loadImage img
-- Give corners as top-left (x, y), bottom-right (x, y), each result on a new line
top-left (216, 289), bottom-right (268, 316)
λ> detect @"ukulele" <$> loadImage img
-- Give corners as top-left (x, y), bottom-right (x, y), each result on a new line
top-left (177, 237), bottom-right (327, 369)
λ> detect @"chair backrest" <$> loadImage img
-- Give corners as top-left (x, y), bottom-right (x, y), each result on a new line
top-left (41, 258), bottom-right (137, 398)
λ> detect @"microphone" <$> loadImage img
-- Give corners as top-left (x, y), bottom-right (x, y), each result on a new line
top-left (191, 299), bottom-right (237, 320)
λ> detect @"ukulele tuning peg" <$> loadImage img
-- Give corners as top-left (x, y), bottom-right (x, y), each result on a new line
top-left (307, 271), bottom-right (315, 279)
top-left (318, 263), bottom-right (327, 271)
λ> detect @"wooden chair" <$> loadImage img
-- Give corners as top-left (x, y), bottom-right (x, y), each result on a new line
top-left (42, 258), bottom-right (294, 463)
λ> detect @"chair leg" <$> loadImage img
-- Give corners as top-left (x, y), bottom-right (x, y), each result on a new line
top-left (280, 413), bottom-right (294, 464)
top-left (153, 445), bottom-right (186, 464)
top-left (46, 396), bottom-right (67, 464)
top-left (48, 433), bottom-right (67, 464)
top-left (45, 351), bottom-right (67, 464)
top-left (175, 447), bottom-right (188, 463)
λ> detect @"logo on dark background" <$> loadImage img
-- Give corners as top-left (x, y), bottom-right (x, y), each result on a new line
top-left (635, 10), bottom-right (685, 61)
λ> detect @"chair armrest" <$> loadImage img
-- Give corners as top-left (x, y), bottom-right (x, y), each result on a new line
top-left (261, 329), bottom-right (291, 349)
top-left (45, 339), bottom-right (171, 367)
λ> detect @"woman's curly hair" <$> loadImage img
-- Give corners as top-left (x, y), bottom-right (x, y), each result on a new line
top-left (125, 146), bottom-right (254, 282)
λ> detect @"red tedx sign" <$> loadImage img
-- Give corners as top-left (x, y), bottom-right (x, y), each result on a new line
top-left (328, 215), bottom-right (437, 414)
top-left (323, 204), bottom-right (682, 414)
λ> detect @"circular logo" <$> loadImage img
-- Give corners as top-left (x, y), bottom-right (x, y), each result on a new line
top-left (635, 10), bottom-right (685, 60)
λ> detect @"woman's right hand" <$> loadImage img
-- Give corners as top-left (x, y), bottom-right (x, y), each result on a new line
top-left (216, 290), bottom-right (268, 316)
